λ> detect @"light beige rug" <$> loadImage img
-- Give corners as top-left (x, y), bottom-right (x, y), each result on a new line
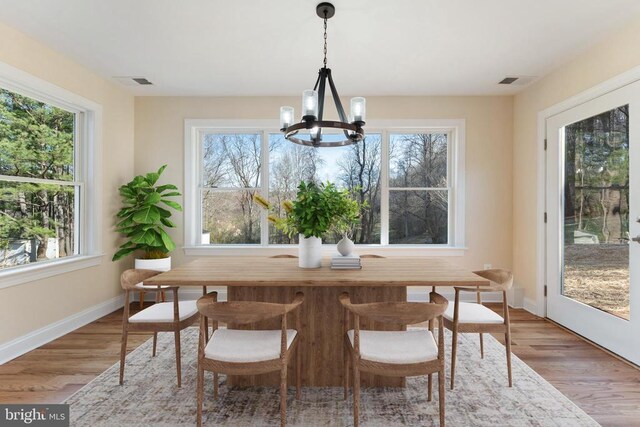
top-left (66, 328), bottom-right (599, 426)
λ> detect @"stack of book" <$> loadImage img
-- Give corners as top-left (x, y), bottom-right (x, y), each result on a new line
top-left (330, 254), bottom-right (362, 270)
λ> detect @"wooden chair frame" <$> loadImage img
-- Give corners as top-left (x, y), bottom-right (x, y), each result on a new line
top-left (196, 292), bottom-right (304, 427)
top-left (340, 291), bottom-right (449, 427)
top-left (119, 269), bottom-right (203, 387)
top-left (442, 269), bottom-right (514, 389)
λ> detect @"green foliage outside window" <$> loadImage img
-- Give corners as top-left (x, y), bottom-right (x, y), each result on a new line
top-left (0, 88), bottom-right (76, 268)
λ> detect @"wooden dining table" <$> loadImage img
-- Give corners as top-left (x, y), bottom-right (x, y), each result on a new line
top-left (144, 256), bottom-right (489, 388)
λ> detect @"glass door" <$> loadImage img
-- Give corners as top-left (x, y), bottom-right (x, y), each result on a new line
top-left (546, 81), bottom-right (640, 364)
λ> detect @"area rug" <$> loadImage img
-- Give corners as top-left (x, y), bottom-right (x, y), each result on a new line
top-left (65, 328), bottom-right (599, 426)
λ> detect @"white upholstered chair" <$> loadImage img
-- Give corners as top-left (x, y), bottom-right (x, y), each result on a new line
top-left (442, 269), bottom-right (514, 389)
top-left (119, 269), bottom-right (200, 387)
top-left (195, 291), bottom-right (304, 427)
top-left (340, 291), bottom-right (449, 427)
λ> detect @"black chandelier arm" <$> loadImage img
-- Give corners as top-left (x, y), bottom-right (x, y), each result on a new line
top-left (317, 69), bottom-right (327, 122)
top-left (326, 69), bottom-right (348, 123)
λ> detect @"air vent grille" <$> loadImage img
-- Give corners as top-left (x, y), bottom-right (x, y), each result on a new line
top-left (112, 76), bottom-right (154, 86)
top-left (499, 76), bottom-right (537, 86)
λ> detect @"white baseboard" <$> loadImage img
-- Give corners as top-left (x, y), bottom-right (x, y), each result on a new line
top-left (523, 297), bottom-right (539, 316)
top-left (0, 294), bottom-right (124, 365)
top-left (408, 288), bottom-right (524, 309)
top-left (1, 286), bottom-right (539, 365)
top-left (138, 287), bottom-right (229, 302)
top-left (146, 288), bottom-right (522, 307)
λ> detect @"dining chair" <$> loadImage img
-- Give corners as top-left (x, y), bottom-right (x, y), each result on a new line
top-left (195, 291), bottom-right (305, 427)
top-left (119, 269), bottom-right (200, 387)
top-left (340, 291), bottom-right (449, 427)
top-left (137, 286), bottom-right (167, 309)
top-left (442, 269), bottom-right (514, 389)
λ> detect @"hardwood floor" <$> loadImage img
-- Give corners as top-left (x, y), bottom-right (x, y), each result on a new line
top-left (0, 303), bottom-right (639, 426)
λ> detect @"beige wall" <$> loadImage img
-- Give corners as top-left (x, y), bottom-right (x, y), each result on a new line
top-left (0, 22), bottom-right (135, 344)
top-left (513, 16), bottom-right (640, 305)
top-left (134, 96), bottom-right (514, 274)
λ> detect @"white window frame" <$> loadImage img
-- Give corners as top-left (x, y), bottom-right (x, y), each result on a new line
top-left (0, 61), bottom-right (103, 289)
top-left (184, 119), bottom-right (465, 256)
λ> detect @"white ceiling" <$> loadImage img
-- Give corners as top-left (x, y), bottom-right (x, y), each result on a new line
top-left (1, 0), bottom-right (639, 96)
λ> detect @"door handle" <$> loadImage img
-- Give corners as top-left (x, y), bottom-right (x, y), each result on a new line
top-left (633, 236), bottom-right (640, 243)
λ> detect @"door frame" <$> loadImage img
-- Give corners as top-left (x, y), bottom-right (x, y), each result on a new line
top-left (536, 64), bottom-right (640, 318)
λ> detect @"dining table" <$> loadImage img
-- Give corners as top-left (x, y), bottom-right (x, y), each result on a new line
top-left (144, 256), bottom-right (490, 388)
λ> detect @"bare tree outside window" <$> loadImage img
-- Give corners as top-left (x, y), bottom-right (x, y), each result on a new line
top-left (201, 133), bottom-right (262, 244)
top-left (199, 131), bottom-right (451, 246)
top-left (389, 133), bottom-right (449, 244)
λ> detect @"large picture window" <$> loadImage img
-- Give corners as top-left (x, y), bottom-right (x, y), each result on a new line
top-left (185, 120), bottom-right (464, 252)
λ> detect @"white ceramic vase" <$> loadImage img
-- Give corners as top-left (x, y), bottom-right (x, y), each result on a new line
top-left (134, 256), bottom-right (172, 272)
top-left (336, 236), bottom-right (355, 256)
top-left (298, 234), bottom-right (322, 268)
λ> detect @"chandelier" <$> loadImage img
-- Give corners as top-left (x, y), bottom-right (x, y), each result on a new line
top-left (279, 2), bottom-right (366, 148)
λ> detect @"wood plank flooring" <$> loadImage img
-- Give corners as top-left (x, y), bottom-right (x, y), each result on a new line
top-left (0, 303), bottom-right (639, 426)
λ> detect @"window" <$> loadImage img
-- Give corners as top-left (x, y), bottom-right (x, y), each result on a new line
top-left (388, 133), bottom-right (450, 244)
top-left (0, 65), bottom-right (102, 286)
top-left (185, 119), bottom-right (464, 253)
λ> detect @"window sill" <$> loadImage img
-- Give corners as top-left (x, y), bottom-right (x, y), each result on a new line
top-left (183, 245), bottom-right (467, 257)
top-left (0, 255), bottom-right (103, 290)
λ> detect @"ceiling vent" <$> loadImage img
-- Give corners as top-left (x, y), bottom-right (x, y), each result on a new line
top-left (499, 76), bottom-right (536, 86)
top-left (112, 76), bottom-right (153, 86)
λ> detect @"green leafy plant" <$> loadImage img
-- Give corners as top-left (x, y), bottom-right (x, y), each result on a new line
top-left (254, 181), bottom-right (361, 239)
top-left (112, 165), bottom-right (182, 261)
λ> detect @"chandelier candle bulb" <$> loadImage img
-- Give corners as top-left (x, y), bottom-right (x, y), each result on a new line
top-left (350, 97), bottom-right (366, 123)
top-left (280, 106), bottom-right (294, 130)
top-left (310, 126), bottom-right (320, 141)
top-left (302, 90), bottom-right (319, 118)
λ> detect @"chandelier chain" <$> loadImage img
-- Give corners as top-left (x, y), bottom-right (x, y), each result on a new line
top-left (323, 15), bottom-right (328, 68)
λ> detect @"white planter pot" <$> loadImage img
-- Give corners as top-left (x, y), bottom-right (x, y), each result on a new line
top-left (336, 236), bottom-right (355, 256)
top-left (298, 234), bottom-right (322, 269)
top-left (134, 256), bottom-right (172, 272)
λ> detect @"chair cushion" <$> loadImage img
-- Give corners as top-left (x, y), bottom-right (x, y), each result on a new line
top-left (205, 329), bottom-right (297, 363)
top-left (347, 329), bottom-right (438, 364)
top-left (129, 300), bottom-right (198, 323)
top-left (443, 302), bottom-right (504, 324)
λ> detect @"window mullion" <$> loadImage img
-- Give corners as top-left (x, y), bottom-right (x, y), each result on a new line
top-left (74, 183), bottom-right (81, 255)
top-left (381, 129), bottom-right (389, 245)
top-left (260, 130), bottom-right (269, 246)
top-left (447, 129), bottom-right (455, 246)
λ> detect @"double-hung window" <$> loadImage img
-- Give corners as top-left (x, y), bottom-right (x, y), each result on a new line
top-left (0, 65), bottom-right (101, 286)
top-left (185, 119), bottom-right (464, 254)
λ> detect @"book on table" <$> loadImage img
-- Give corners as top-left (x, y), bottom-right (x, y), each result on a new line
top-left (331, 254), bottom-right (362, 269)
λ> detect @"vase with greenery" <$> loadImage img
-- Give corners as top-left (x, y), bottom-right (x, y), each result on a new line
top-left (254, 181), bottom-right (361, 267)
top-left (112, 165), bottom-right (182, 269)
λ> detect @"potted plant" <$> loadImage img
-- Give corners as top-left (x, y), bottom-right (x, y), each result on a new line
top-left (254, 181), bottom-right (360, 268)
top-left (112, 165), bottom-right (182, 272)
